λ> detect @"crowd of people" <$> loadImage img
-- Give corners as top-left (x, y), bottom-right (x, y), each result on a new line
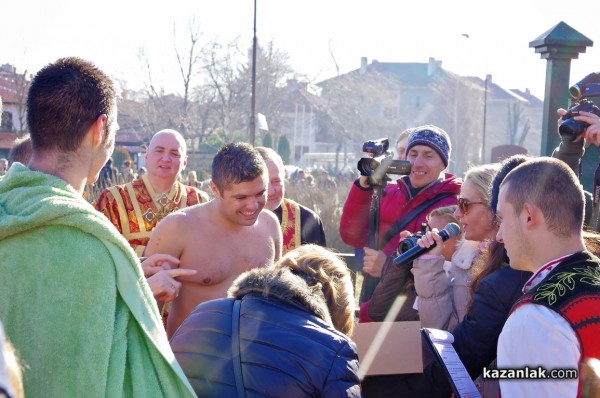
top-left (2, 56), bottom-right (600, 398)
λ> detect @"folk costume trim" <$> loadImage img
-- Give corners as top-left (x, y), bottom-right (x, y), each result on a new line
top-left (280, 198), bottom-right (301, 254)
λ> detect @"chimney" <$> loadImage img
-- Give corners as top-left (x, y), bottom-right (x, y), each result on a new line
top-left (360, 57), bottom-right (368, 75)
top-left (427, 57), bottom-right (438, 76)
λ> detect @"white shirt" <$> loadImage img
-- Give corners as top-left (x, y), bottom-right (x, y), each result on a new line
top-left (497, 255), bottom-right (580, 398)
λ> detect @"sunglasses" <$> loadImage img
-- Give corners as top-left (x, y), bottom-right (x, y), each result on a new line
top-left (457, 197), bottom-right (486, 215)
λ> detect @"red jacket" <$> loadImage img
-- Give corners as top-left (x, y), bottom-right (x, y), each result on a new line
top-left (340, 173), bottom-right (461, 256)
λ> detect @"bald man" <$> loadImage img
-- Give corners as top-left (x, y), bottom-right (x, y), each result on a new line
top-left (95, 129), bottom-right (209, 256)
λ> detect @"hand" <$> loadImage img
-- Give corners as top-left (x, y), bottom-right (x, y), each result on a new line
top-left (147, 268), bottom-right (197, 302)
top-left (416, 229), bottom-right (445, 257)
top-left (358, 176), bottom-right (371, 189)
top-left (141, 253), bottom-right (180, 277)
top-left (579, 111), bottom-right (600, 146)
top-left (362, 247), bottom-right (387, 277)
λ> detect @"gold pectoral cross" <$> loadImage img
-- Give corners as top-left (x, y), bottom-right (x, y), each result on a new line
top-left (143, 193), bottom-right (175, 223)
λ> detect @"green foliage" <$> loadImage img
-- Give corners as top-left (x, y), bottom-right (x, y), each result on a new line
top-left (277, 135), bottom-right (291, 163)
top-left (262, 132), bottom-right (273, 148)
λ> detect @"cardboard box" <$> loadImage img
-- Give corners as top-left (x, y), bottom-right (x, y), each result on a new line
top-left (352, 321), bottom-right (423, 377)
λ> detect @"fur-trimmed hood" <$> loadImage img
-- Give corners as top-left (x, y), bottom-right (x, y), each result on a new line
top-left (228, 267), bottom-right (333, 327)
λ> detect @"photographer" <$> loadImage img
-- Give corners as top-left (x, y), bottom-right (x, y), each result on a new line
top-left (339, 125), bottom-right (461, 318)
top-left (553, 108), bottom-right (600, 226)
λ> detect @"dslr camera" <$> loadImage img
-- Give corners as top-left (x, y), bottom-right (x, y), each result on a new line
top-left (559, 72), bottom-right (600, 142)
top-left (357, 138), bottom-right (411, 186)
top-left (398, 222), bottom-right (429, 254)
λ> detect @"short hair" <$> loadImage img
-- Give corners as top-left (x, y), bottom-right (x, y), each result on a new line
top-left (255, 146), bottom-right (284, 171)
top-left (27, 57), bottom-right (117, 152)
top-left (501, 157), bottom-right (584, 237)
top-left (464, 163), bottom-right (501, 207)
top-left (211, 142), bottom-right (265, 191)
top-left (275, 244), bottom-right (355, 337)
top-left (7, 136), bottom-right (32, 166)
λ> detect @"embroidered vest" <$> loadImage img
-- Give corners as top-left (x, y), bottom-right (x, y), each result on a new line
top-left (511, 252), bottom-right (600, 394)
top-left (280, 198), bottom-right (302, 254)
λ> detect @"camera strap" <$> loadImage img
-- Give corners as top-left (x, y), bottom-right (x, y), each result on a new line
top-left (380, 193), bottom-right (455, 250)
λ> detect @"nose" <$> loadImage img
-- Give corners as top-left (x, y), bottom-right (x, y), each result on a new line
top-left (268, 183), bottom-right (276, 196)
top-left (496, 228), bottom-right (503, 243)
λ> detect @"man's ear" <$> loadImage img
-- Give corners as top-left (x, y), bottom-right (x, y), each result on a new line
top-left (90, 114), bottom-right (108, 147)
top-left (209, 180), bottom-right (220, 198)
top-left (521, 202), bottom-right (540, 230)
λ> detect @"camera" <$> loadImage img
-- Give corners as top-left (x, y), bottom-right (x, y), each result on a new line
top-left (357, 138), bottom-right (411, 186)
top-left (398, 222), bottom-right (429, 254)
top-left (559, 72), bottom-right (600, 142)
top-left (559, 99), bottom-right (600, 142)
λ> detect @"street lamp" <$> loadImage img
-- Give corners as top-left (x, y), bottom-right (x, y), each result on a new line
top-left (249, 0), bottom-right (258, 146)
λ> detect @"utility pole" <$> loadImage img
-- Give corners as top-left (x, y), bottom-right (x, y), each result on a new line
top-left (249, 0), bottom-right (258, 146)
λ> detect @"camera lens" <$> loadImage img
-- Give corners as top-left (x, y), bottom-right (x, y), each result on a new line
top-left (559, 119), bottom-right (586, 141)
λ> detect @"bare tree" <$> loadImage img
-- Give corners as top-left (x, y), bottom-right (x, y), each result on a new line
top-left (508, 102), bottom-right (530, 147)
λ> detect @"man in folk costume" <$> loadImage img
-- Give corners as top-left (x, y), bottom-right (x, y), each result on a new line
top-left (256, 146), bottom-right (326, 253)
top-left (95, 129), bottom-right (208, 257)
top-left (495, 157), bottom-right (600, 397)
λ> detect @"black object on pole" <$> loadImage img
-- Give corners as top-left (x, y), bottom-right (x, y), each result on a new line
top-left (249, 0), bottom-right (257, 146)
top-left (358, 183), bottom-right (385, 304)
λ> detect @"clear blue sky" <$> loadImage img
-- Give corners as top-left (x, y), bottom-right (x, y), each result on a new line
top-left (2, 0), bottom-right (598, 101)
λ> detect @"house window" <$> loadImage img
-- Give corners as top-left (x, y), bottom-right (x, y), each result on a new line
top-left (1, 111), bottom-right (13, 131)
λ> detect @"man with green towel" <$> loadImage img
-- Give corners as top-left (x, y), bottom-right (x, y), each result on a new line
top-left (0, 57), bottom-right (196, 397)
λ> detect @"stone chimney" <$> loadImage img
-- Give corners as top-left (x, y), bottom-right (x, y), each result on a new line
top-left (360, 57), bottom-right (368, 75)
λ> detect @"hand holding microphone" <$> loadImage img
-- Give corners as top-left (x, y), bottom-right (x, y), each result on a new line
top-left (394, 223), bottom-right (461, 266)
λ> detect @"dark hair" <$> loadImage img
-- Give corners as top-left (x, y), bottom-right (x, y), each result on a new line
top-left (211, 142), bottom-right (265, 192)
top-left (489, 154), bottom-right (531, 214)
top-left (7, 136), bottom-right (33, 166)
top-left (27, 57), bottom-right (116, 152)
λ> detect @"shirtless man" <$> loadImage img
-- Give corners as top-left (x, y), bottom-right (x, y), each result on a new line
top-left (145, 142), bottom-right (283, 336)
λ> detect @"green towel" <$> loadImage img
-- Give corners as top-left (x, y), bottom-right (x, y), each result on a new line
top-left (0, 164), bottom-right (196, 398)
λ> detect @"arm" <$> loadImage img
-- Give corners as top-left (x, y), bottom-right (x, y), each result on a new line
top-left (322, 341), bottom-right (361, 398)
top-left (497, 305), bottom-right (579, 398)
top-left (94, 188), bottom-right (123, 233)
top-left (141, 254), bottom-right (196, 302)
top-left (339, 179), bottom-right (373, 248)
top-left (412, 254), bottom-right (457, 330)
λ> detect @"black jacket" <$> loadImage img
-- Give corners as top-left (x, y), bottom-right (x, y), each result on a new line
top-left (170, 267), bottom-right (361, 398)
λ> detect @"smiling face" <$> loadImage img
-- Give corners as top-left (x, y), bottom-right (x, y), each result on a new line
top-left (264, 158), bottom-right (285, 211)
top-left (454, 178), bottom-right (496, 242)
top-left (406, 144), bottom-right (446, 188)
top-left (145, 131), bottom-right (187, 185)
top-left (211, 174), bottom-right (268, 227)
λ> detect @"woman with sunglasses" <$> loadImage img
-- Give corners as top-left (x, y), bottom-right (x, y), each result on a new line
top-left (411, 163), bottom-right (502, 332)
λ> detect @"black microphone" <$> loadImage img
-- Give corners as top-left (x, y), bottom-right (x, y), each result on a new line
top-left (393, 222), bottom-right (461, 266)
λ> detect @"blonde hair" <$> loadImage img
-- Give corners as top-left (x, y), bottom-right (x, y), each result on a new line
top-left (428, 205), bottom-right (460, 228)
top-left (463, 163), bottom-right (501, 206)
top-left (275, 245), bottom-right (356, 337)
